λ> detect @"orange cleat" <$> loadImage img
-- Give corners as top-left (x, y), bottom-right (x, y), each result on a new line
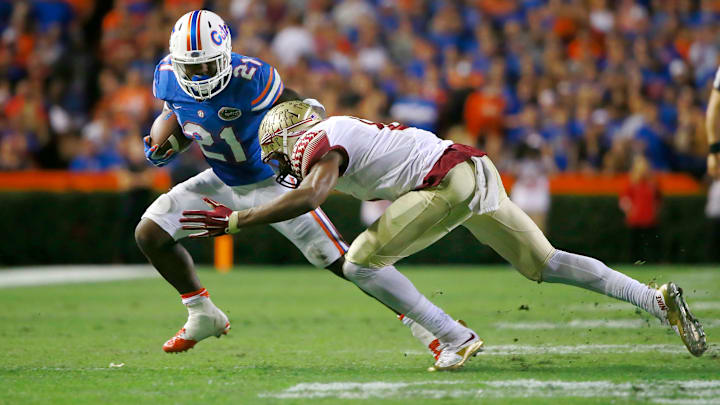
top-left (163, 322), bottom-right (230, 353)
top-left (162, 298), bottom-right (231, 353)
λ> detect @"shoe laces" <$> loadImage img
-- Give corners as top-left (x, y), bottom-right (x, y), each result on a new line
top-left (172, 328), bottom-right (187, 339)
top-left (437, 340), bottom-right (464, 361)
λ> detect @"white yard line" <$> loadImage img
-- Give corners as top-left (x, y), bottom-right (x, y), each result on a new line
top-left (0, 265), bottom-right (158, 288)
top-left (396, 343), bottom-right (713, 356)
top-left (566, 301), bottom-right (720, 312)
top-left (260, 379), bottom-right (720, 401)
top-left (495, 319), bottom-right (720, 329)
top-left (483, 343), bottom-right (689, 355)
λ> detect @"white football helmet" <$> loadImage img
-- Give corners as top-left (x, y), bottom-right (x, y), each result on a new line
top-left (169, 10), bottom-right (232, 100)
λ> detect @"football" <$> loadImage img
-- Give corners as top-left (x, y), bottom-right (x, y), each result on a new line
top-left (150, 110), bottom-right (193, 156)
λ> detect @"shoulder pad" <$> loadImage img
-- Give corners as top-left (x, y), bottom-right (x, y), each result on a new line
top-left (291, 129), bottom-right (330, 179)
top-left (228, 54), bottom-right (284, 112)
top-left (153, 55), bottom-right (176, 101)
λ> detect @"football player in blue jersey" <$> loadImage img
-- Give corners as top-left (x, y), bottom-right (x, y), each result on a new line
top-left (134, 10), bottom-right (353, 353)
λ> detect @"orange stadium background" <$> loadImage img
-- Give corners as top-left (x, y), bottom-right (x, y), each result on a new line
top-left (0, 0), bottom-right (719, 266)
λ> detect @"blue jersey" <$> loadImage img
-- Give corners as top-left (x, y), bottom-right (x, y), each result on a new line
top-left (152, 52), bottom-right (284, 186)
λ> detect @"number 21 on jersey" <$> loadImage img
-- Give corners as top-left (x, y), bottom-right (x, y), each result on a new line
top-left (183, 123), bottom-right (247, 163)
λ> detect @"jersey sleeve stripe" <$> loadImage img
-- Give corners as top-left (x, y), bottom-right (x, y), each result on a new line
top-left (159, 65), bottom-right (173, 71)
top-left (714, 67), bottom-right (720, 90)
top-left (271, 81), bottom-right (284, 106)
top-left (251, 68), bottom-right (274, 106)
top-left (251, 69), bottom-right (283, 112)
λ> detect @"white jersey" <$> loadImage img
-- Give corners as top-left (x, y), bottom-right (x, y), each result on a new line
top-left (291, 116), bottom-right (452, 201)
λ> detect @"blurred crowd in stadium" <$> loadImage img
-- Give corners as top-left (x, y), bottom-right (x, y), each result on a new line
top-left (1, 0), bottom-right (719, 179)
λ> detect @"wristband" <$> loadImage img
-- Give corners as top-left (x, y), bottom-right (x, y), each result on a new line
top-left (227, 211), bottom-right (240, 234)
top-left (710, 142), bottom-right (720, 154)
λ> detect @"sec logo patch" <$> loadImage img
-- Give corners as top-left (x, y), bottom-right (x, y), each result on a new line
top-left (218, 107), bottom-right (242, 121)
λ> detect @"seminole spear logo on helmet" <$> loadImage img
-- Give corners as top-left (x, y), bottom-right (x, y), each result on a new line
top-left (258, 100), bottom-right (323, 188)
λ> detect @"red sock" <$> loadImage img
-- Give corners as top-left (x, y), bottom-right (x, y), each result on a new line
top-left (181, 288), bottom-right (209, 305)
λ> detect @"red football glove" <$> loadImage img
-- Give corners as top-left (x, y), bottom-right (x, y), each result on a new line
top-left (180, 197), bottom-right (234, 238)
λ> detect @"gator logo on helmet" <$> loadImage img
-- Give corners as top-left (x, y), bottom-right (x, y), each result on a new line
top-left (218, 107), bottom-right (242, 121)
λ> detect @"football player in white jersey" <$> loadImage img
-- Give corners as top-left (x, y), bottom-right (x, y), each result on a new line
top-left (181, 101), bottom-right (707, 370)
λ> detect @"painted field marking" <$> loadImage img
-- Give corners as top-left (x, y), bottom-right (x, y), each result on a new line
top-left (495, 319), bottom-right (720, 329)
top-left (396, 343), bottom-right (716, 357)
top-left (260, 379), bottom-right (720, 401)
top-left (566, 301), bottom-right (720, 312)
top-left (259, 381), bottom-right (475, 400)
top-left (0, 265), bottom-right (158, 288)
top-left (483, 343), bottom-right (688, 355)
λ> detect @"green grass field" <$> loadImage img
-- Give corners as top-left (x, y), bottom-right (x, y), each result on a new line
top-left (1, 265), bottom-right (719, 404)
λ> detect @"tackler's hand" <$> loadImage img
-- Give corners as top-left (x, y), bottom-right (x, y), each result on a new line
top-left (180, 197), bottom-right (239, 238)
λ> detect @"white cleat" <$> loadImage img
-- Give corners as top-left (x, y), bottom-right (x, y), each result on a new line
top-left (428, 329), bottom-right (484, 372)
top-left (163, 300), bottom-right (230, 353)
top-left (400, 315), bottom-right (473, 361)
top-left (657, 282), bottom-right (707, 357)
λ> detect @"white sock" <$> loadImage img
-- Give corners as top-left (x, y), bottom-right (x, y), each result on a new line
top-left (399, 315), bottom-right (440, 355)
top-left (344, 261), bottom-right (466, 342)
top-left (180, 288), bottom-right (222, 319)
top-left (542, 250), bottom-right (663, 319)
top-left (176, 288), bottom-right (228, 340)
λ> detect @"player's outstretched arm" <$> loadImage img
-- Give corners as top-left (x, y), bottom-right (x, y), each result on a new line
top-left (706, 85), bottom-right (720, 178)
top-left (180, 151), bottom-right (343, 237)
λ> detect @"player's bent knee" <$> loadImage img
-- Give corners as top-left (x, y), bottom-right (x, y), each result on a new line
top-left (345, 237), bottom-right (390, 269)
top-left (342, 260), bottom-right (377, 281)
top-left (516, 262), bottom-right (543, 282)
top-left (134, 218), bottom-right (174, 253)
top-left (514, 247), bottom-right (557, 283)
top-left (342, 260), bottom-right (360, 280)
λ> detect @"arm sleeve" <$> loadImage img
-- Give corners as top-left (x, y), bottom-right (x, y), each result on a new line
top-left (249, 61), bottom-right (284, 112)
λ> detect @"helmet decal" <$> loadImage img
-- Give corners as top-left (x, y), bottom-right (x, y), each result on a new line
top-left (186, 10), bottom-right (203, 51)
top-left (210, 30), bottom-right (223, 45)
